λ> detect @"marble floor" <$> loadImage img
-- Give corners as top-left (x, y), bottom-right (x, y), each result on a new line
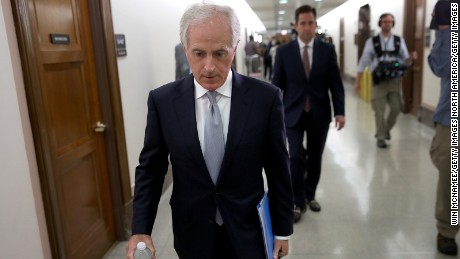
top-left (104, 81), bottom-right (458, 258)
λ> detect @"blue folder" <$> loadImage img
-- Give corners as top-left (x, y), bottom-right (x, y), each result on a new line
top-left (257, 192), bottom-right (274, 259)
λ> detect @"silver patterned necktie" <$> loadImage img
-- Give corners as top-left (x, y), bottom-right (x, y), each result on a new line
top-left (204, 91), bottom-right (225, 225)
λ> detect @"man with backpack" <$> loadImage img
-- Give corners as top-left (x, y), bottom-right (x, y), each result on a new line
top-left (354, 13), bottom-right (417, 148)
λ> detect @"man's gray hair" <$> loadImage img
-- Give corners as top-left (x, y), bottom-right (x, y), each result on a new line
top-left (180, 3), bottom-right (240, 48)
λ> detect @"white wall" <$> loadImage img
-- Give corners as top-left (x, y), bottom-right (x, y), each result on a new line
top-left (110, 0), bottom-right (185, 190)
top-left (0, 0), bottom-right (51, 257)
top-left (317, 0), bottom-right (441, 108)
top-left (110, 0), bottom-right (264, 187)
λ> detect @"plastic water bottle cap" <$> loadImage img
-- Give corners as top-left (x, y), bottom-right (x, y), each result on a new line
top-left (137, 242), bottom-right (147, 250)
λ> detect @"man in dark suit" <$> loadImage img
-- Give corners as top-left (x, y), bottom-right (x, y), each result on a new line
top-left (175, 42), bottom-right (190, 80)
top-left (126, 3), bottom-right (294, 259)
top-left (272, 5), bottom-right (345, 222)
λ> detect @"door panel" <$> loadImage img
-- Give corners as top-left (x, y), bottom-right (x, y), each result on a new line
top-left (402, 0), bottom-right (425, 114)
top-left (26, 0), bottom-right (116, 257)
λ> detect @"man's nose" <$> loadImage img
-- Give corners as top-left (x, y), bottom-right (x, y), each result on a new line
top-left (204, 56), bottom-right (215, 71)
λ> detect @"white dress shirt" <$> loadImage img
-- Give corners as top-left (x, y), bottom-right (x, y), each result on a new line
top-left (297, 37), bottom-right (314, 67)
top-left (195, 71), bottom-right (232, 154)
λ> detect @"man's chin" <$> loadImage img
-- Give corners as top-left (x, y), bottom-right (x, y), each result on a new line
top-left (198, 78), bottom-right (222, 90)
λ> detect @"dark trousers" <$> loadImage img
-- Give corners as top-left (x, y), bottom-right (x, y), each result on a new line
top-left (264, 58), bottom-right (272, 79)
top-left (286, 111), bottom-right (329, 208)
top-left (212, 224), bottom-right (237, 259)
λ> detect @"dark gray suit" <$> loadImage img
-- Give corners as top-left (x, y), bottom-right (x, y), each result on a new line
top-left (175, 43), bottom-right (190, 80)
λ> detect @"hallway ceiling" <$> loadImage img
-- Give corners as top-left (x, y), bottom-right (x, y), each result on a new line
top-left (246, 0), bottom-right (348, 32)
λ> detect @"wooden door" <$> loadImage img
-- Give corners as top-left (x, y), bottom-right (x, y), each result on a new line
top-left (19, 0), bottom-right (116, 257)
top-left (402, 0), bottom-right (425, 115)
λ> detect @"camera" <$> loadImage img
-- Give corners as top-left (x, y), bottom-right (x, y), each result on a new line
top-left (372, 61), bottom-right (407, 85)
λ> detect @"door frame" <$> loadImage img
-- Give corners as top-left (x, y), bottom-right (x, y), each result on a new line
top-left (10, 0), bottom-right (132, 257)
top-left (339, 17), bottom-right (344, 75)
top-left (402, 0), bottom-right (425, 115)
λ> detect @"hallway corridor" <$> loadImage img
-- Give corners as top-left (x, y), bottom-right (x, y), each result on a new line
top-left (104, 81), bottom-right (456, 258)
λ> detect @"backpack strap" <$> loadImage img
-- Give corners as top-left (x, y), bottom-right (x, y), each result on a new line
top-left (392, 35), bottom-right (401, 56)
top-left (373, 35), bottom-right (401, 58)
top-left (372, 35), bottom-right (382, 58)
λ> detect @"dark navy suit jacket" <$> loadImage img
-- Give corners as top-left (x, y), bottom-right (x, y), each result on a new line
top-left (132, 71), bottom-right (294, 259)
top-left (272, 39), bottom-right (345, 127)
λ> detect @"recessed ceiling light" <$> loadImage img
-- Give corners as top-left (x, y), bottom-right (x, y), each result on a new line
top-left (279, 10), bottom-right (285, 15)
top-left (280, 0), bottom-right (288, 4)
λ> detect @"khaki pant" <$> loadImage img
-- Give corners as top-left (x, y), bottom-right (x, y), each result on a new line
top-left (430, 124), bottom-right (459, 238)
top-left (371, 78), bottom-right (401, 140)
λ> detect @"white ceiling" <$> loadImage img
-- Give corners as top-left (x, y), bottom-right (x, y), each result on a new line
top-left (246, 0), bottom-right (348, 33)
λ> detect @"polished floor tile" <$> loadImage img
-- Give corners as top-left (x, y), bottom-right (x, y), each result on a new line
top-left (104, 81), bottom-right (458, 258)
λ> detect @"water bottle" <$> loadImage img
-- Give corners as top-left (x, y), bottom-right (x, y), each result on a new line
top-left (134, 241), bottom-right (152, 259)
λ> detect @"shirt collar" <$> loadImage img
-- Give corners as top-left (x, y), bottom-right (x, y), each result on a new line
top-left (298, 38), bottom-right (314, 50)
top-left (195, 70), bottom-right (233, 99)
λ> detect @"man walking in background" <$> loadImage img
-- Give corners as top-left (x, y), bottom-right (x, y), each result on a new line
top-left (272, 5), bottom-right (345, 222)
top-left (175, 42), bottom-right (190, 80)
top-left (244, 35), bottom-right (260, 75)
top-left (354, 13), bottom-right (417, 148)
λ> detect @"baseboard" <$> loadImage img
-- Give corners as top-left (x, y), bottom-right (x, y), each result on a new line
top-left (418, 104), bottom-right (435, 129)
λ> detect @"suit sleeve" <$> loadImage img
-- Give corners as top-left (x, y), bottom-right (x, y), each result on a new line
top-left (327, 46), bottom-right (345, 117)
top-left (132, 91), bottom-right (170, 235)
top-left (263, 88), bottom-right (294, 236)
top-left (271, 47), bottom-right (286, 91)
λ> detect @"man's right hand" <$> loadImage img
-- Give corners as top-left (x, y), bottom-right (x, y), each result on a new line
top-left (126, 234), bottom-right (156, 259)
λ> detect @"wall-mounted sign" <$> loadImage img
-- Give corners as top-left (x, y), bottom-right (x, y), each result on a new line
top-left (50, 34), bottom-right (70, 45)
top-left (115, 34), bottom-right (127, 57)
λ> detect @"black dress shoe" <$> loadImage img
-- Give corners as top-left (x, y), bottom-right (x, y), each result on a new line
top-left (438, 233), bottom-right (458, 255)
top-left (294, 205), bottom-right (307, 222)
top-left (308, 200), bottom-right (321, 212)
top-left (377, 139), bottom-right (387, 148)
top-left (384, 132), bottom-right (391, 140)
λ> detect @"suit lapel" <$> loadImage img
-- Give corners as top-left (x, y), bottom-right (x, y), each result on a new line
top-left (289, 40), bottom-right (306, 80)
top-left (217, 72), bottom-right (251, 185)
top-left (173, 76), bottom-right (209, 174)
top-left (311, 39), bottom-right (322, 79)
